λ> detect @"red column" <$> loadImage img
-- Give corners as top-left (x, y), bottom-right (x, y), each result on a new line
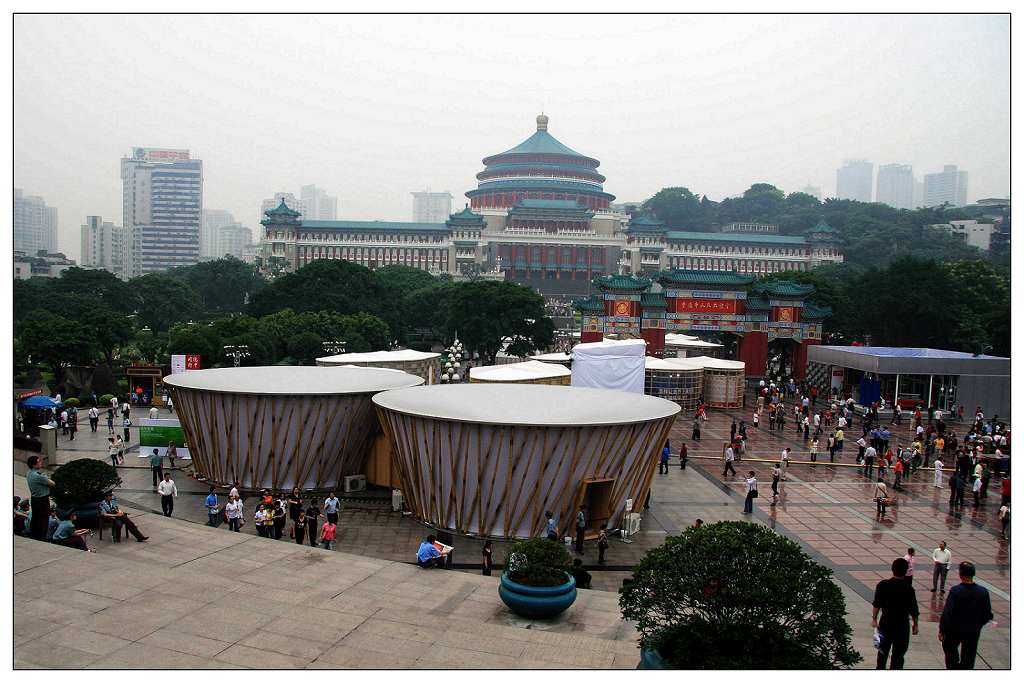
top-left (581, 330), bottom-right (603, 344)
top-left (641, 326), bottom-right (665, 357)
top-left (738, 332), bottom-right (768, 378)
top-left (792, 339), bottom-right (818, 381)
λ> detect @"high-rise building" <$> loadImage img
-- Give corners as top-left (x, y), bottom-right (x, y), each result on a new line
top-left (411, 191), bottom-right (453, 223)
top-left (800, 185), bottom-right (822, 200)
top-left (875, 164), bottom-right (914, 210)
top-left (301, 184), bottom-right (338, 220)
top-left (835, 160), bottom-right (873, 202)
top-left (923, 165), bottom-right (968, 208)
top-left (121, 148), bottom-right (203, 277)
top-left (913, 181), bottom-right (924, 209)
top-left (215, 223), bottom-right (253, 259)
top-left (14, 189), bottom-right (59, 256)
top-left (80, 216), bottom-right (128, 279)
top-left (201, 209), bottom-right (236, 259)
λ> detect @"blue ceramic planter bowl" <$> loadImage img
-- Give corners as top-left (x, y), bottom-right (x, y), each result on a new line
top-left (638, 647), bottom-right (671, 669)
top-left (499, 572), bottom-right (577, 619)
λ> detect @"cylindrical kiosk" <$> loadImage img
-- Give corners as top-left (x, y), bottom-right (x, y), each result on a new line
top-left (644, 357), bottom-right (705, 410)
top-left (374, 384), bottom-right (680, 539)
top-left (693, 356), bottom-right (746, 408)
top-left (316, 349), bottom-right (442, 385)
top-left (164, 366), bottom-right (423, 491)
top-left (469, 360), bottom-right (571, 386)
top-left (530, 352), bottom-right (573, 369)
top-left (664, 333), bottom-right (724, 359)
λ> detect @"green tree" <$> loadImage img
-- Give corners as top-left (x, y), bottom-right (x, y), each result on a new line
top-left (133, 273), bottom-right (203, 332)
top-left (54, 267), bottom-right (138, 314)
top-left (166, 257), bottom-right (266, 314)
top-left (287, 331), bottom-right (325, 365)
top-left (642, 187), bottom-right (705, 229)
top-left (19, 311), bottom-right (97, 388)
top-left (166, 323), bottom-right (222, 369)
top-left (446, 281), bottom-right (554, 365)
top-left (247, 259), bottom-right (384, 318)
top-left (620, 521), bottom-right (860, 669)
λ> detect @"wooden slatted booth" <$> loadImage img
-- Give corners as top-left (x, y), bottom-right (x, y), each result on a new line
top-left (373, 384), bottom-right (680, 539)
top-left (317, 349), bottom-right (442, 385)
top-left (644, 357), bottom-right (705, 410)
top-left (164, 366), bottom-right (422, 491)
top-left (693, 356), bottom-right (746, 408)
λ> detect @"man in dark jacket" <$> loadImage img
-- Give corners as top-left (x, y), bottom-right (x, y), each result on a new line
top-left (939, 562), bottom-right (994, 669)
top-left (872, 557), bottom-right (919, 669)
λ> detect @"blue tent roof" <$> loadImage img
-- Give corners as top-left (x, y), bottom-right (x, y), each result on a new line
top-left (21, 396), bottom-right (62, 409)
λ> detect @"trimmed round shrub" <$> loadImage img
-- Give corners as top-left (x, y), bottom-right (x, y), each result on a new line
top-left (52, 458), bottom-right (122, 507)
top-left (63, 398), bottom-right (81, 408)
top-left (99, 394), bottom-right (115, 406)
top-left (619, 521), bottom-right (861, 669)
top-left (505, 537), bottom-right (572, 587)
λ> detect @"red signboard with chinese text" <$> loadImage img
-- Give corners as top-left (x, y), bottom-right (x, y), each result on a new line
top-left (674, 298), bottom-right (738, 314)
top-left (185, 355), bottom-right (201, 370)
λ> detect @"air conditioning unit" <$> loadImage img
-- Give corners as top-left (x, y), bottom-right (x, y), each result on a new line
top-left (344, 475), bottom-right (367, 493)
top-left (625, 513), bottom-right (642, 535)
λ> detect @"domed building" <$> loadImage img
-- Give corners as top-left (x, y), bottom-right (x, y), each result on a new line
top-left (466, 114), bottom-right (615, 211)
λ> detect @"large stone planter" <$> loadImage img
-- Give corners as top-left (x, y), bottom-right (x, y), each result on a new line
top-left (498, 572), bottom-right (576, 619)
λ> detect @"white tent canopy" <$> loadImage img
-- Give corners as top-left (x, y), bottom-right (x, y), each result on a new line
top-left (689, 355), bottom-right (745, 370)
top-left (531, 351), bottom-right (573, 363)
top-left (571, 338), bottom-right (646, 394)
top-left (317, 349), bottom-right (440, 365)
top-left (469, 360), bottom-right (571, 382)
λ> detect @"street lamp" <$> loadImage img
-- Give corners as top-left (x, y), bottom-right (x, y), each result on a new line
top-left (322, 340), bottom-right (346, 355)
top-left (223, 345), bottom-right (251, 368)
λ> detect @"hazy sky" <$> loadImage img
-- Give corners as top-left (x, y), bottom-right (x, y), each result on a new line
top-left (15, 14), bottom-right (1009, 260)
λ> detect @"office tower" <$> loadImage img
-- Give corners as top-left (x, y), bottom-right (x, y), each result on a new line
top-left (923, 165), bottom-right (969, 208)
top-left (800, 185), bottom-right (822, 200)
top-left (201, 209), bottom-right (236, 259)
top-left (835, 160), bottom-right (873, 202)
top-left (80, 216), bottom-right (128, 279)
top-left (301, 184), bottom-right (338, 220)
top-left (121, 148), bottom-right (203, 277)
top-left (215, 223), bottom-right (253, 259)
top-left (875, 164), bottom-right (914, 210)
top-left (411, 191), bottom-right (453, 223)
top-left (14, 189), bottom-right (59, 256)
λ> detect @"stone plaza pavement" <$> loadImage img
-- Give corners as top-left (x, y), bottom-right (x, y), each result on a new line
top-left (14, 400), bottom-right (1011, 668)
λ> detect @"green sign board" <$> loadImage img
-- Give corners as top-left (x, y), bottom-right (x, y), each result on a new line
top-left (139, 423), bottom-right (185, 447)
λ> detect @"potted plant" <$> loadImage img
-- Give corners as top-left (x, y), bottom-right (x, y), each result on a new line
top-left (498, 537), bottom-right (576, 619)
top-left (52, 458), bottom-right (122, 528)
top-left (620, 521), bottom-right (861, 669)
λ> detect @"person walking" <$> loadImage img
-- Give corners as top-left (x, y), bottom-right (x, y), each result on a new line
top-left (864, 444), bottom-right (877, 478)
top-left (166, 395), bottom-right (173, 414)
top-left (659, 445), bottom-right (670, 475)
top-left (205, 487), bottom-right (219, 527)
top-left (88, 406), bottom-right (99, 432)
top-left (320, 517), bottom-right (337, 550)
top-left (157, 472), bottom-right (177, 517)
top-left (871, 557), bottom-right (920, 669)
top-left (294, 510), bottom-right (307, 545)
top-left (149, 448), bottom-right (164, 491)
top-left (482, 540), bottom-right (493, 576)
top-left (166, 441), bottom-right (177, 470)
top-left (25, 456), bottom-right (55, 542)
top-left (781, 447), bottom-right (791, 480)
top-left (691, 416), bottom-right (702, 441)
top-left (931, 542), bottom-right (952, 593)
top-left (225, 494), bottom-right (243, 532)
top-left (544, 510), bottom-right (559, 541)
top-left (679, 442), bottom-right (687, 470)
top-left (934, 457), bottom-right (945, 488)
top-left (574, 505), bottom-right (586, 555)
top-left (951, 472), bottom-right (966, 509)
top-left (67, 408), bottom-right (77, 441)
top-left (324, 491), bottom-right (340, 525)
top-left (998, 503), bottom-right (1010, 539)
top-left (770, 463), bottom-right (781, 504)
top-left (743, 471), bottom-right (758, 514)
top-left (875, 480), bottom-right (890, 518)
top-left (903, 548), bottom-right (916, 585)
top-left (306, 498), bottom-right (321, 547)
top-left (107, 438), bottom-right (119, 468)
top-left (722, 443), bottom-right (737, 477)
top-left (939, 562), bottom-right (993, 669)
top-left (106, 407), bottom-right (115, 435)
top-left (809, 438), bottom-right (819, 463)
top-left (122, 415), bottom-right (131, 443)
top-left (597, 524), bottom-right (609, 565)
top-left (971, 474), bottom-right (983, 508)
top-left (752, 411), bottom-right (759, 430)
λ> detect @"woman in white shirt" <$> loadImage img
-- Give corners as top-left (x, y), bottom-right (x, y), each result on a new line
top-left (743, 471), bottom-right (758, 514)
top-left (225, 495), bottom-right (243, 532)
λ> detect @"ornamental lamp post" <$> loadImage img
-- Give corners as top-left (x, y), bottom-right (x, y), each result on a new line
top-left (223, 345), bottom-right (251, 368)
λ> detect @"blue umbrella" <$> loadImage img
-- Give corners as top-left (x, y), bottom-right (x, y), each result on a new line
top-left (20, 396), bottom-right (62, 409)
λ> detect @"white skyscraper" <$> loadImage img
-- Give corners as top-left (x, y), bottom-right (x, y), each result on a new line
top-left (14, 189), bottom-right (59, 256)
top-left (301, 184), bottom-right (339, 220)
top-left (215, 224), bottom-right (253, 259)
top-left (835, 160), bottom-right (873, 202)
top-left (411, 191), bottom-right (453, 223)
top-left (875, 164), bottom-right (915, 210)
top-left (923, 165), bottom-right (969, 208)
top-left (80, 216), bottom-right (128, 279)
top-left (121, 148), bottom-right (203, 277)
top-left (201, 209), bottom-right (236, 259)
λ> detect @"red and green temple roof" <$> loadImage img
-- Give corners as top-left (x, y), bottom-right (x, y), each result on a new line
top-left (261, 199), bottom-right (302, 224)
top-left (801, 303), bottom-right (833, 319)
top-left (655, 269), bottom-right (756, 287)
top-left (572, 296), bottom-right (605, 313)
top-left (627, 214), bottom-right (667, 232)
top-left (593, 274), bottom-right (651, 291)
top-left (640, 292), bottom-right (667, 309)
top-left (752, 280), bottom-right (816, 298)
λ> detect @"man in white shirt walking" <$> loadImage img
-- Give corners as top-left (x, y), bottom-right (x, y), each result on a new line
top-left (931, 541), bottom-right (952, 593)
top-left (722, 444), bottom-right (737, 477)
top-left (934, 457), bottom-right (945, 488)
top-left (157, 472), bottom-right (177, 517)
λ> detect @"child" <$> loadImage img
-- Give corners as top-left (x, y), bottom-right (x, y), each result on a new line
top-left (321, 518), bottom-right (337, 550)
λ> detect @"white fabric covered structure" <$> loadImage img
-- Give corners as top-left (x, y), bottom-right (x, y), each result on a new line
top-left (469, 360), bottom-right (571, 385)
top-left (570, 338), bottom-right (646, 394)
top-left (530, 351), bottom-right (573, 367)
top-left (316, 349), bottom-right (441, 384)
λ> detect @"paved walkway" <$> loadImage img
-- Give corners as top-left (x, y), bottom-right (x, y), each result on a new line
top-left (18, 401), bottom-right (1010, 668)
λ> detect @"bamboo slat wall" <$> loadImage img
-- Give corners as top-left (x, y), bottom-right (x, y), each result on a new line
top-left (644, 368), bottom-right (704, 410)
top-left (374, 408), bottom-right (677, 539)
top-left (171, 388), bottom-right (381, 491)
top-left (704, 368), bottom-right (745, 408)
top-left (468, 375), bottom-right (571, 386)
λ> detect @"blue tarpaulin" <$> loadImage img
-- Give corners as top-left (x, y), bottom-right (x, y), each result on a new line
top-left (20, 396), bottom-right (62, 409)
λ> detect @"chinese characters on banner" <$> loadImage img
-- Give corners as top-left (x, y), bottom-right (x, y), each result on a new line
top-left (185, 355), bottom-right (202, 370)
top-left (675, 298), bottom-right (737, 314)
top-left (172, 354), bottom-right (202, 373)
